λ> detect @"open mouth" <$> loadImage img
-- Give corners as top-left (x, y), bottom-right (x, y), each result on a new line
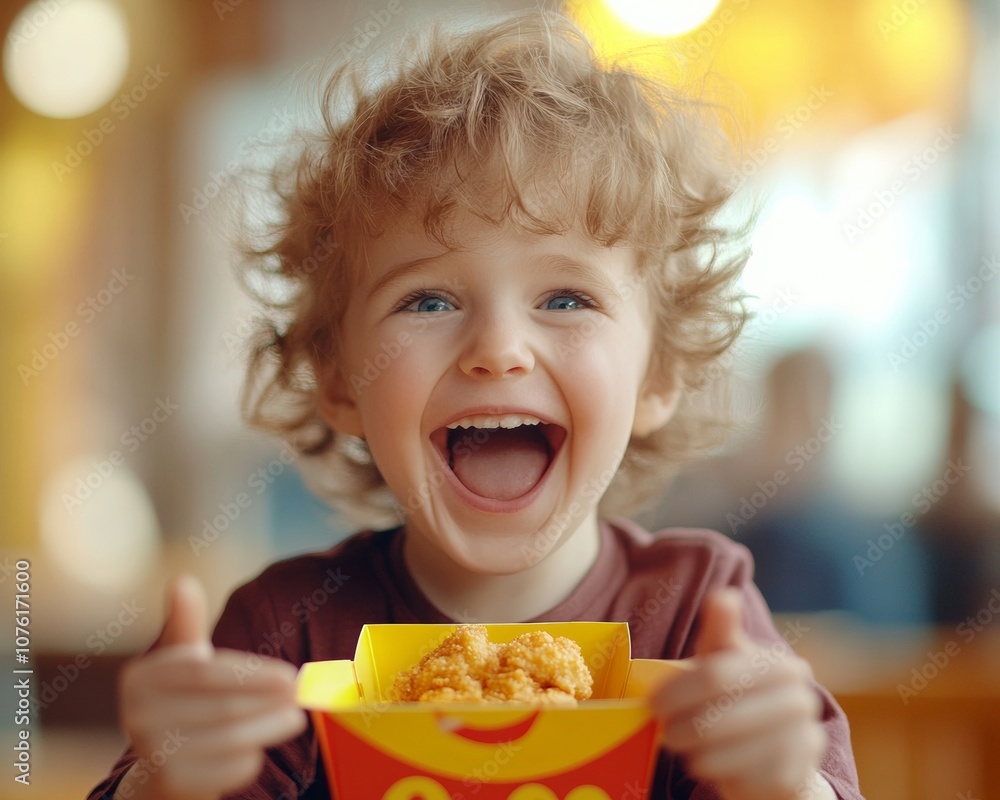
top-left (430, 415), bottom-right (567, 502)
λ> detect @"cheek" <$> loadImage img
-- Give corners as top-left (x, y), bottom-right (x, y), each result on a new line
top-left (567, 324), bottom-right (653, 446)
top-left (353, 330), bottom-right (443, 440)
top-left (562, 346), bottom-right (644, 435)
top-left (350, 318), bottom-right (430, 388)
top-left (560, 316), bottom-right (651, 386)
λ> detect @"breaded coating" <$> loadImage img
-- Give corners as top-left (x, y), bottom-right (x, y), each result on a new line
top-left (390, 625), bottom-right (593, 705)
top-left (495, 630), bottom-right (593, 699)
top-left (391, 625), bottom-right (499, 703)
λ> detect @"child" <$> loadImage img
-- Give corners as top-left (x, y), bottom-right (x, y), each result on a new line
top-left (89, 10), bottom-right (862, 800)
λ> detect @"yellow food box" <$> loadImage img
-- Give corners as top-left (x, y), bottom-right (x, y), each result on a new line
top-left (296, 622), bottom-right (686, 799)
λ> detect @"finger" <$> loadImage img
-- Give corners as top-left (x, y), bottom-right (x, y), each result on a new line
top-left (686, 719), bottom-right (827, 789)
top-left (663, 682), bottom-right (823, 751)
top-left (153, 750), bottom-right (265, 800)
top-left (158, 574), bottom-right (212, 658)
top-left (694, 588), bottom-right (751, 657)
top-left (148, 649), bottom-right (301, 693)
top-left (183, 706), bottom-right (309, 756)
top-left (651, 647), bottom-right (812, 721)
top-left (140, 689), bottom-right (301, 730)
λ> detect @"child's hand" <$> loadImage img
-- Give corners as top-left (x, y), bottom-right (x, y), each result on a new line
top-left (117, 575), bottom-right (307, 800)
top-left (650, 589), bottom-right (832, 800)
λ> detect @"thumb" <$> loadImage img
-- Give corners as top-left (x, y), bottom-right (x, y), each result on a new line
top-left (156, 574), bottom-right (212, 659)
top-left (694, 588), bottom-right (751, 656)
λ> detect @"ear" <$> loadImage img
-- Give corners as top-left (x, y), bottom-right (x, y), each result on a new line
top-left (632, 381), bottom-right (682, 438)
top-left (316, 367), bottom-right (366, 439)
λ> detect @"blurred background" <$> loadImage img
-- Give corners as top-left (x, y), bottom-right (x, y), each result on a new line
top-left (0, 0), bottom-right (997, 797)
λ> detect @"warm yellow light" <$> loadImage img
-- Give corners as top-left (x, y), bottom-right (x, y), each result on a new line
top-left (571, 0), bottom-right (967, 142)
top-left (601, 0), bottom-right (723, 37)
top-left (3, 0), bottom-right (130, 119)
top-left (0, 130), bottom-right (89, 284)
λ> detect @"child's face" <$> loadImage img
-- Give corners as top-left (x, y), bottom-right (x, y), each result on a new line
top-left (321, 208), bottom-right (676, 575)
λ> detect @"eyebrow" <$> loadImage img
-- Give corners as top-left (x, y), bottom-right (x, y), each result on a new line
top-left (363, 249), bottom-right (633, 302)
top-left (363, 254), bottom-right (448, 301)
top-left (542, 255), bottom-right (632, 301)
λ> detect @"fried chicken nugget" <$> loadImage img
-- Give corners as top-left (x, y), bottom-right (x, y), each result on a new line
top-left (390, 625), bottom-right (593, 706)
top-left (391, 625), bottom-right (499, 703)
top-left (488, 630), bottom-right (593, 703)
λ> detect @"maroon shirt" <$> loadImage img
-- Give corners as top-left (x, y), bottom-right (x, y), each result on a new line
top-left (88, 518), bottom-right (863, 800)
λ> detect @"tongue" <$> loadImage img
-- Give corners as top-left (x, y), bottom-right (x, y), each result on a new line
top-left (450, 427), bottom-right (551, 501)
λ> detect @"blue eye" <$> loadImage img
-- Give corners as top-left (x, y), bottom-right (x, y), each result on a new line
top-left (543, 291), bottom-right (595, 311)
top-left (401, 293), bottom-right (454, 313)
top-left (545, 295), bottom-right (582, 310)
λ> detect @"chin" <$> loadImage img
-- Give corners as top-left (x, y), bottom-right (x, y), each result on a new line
top-left (447, 534), bottom-right (547, 576)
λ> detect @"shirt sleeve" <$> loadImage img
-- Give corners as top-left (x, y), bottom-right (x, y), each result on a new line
top-left (85, 581), bottom-right (325, 800)
top-left (84, 747), bottom-right (138, 800)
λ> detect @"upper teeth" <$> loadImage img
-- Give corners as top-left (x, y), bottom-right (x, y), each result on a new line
top-left (446, 414), bottom-right (543, 430)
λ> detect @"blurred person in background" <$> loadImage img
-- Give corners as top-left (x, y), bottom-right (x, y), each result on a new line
top-left (724, 346), bottom-right (933, 626)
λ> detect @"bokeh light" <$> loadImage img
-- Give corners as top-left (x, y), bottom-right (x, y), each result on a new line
top-left (40, 458), bottom-right (160, 592)
top-left (601, 0), bottom-right (723, 37)
top-left (3, 0), bottom-right (130, 119)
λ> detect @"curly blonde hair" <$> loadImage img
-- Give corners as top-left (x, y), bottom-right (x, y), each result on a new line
top-left (238, 9), bottom-right (750, 528)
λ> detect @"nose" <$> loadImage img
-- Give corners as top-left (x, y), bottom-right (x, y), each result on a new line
top-left (458, 311), bottom-right (535, 379)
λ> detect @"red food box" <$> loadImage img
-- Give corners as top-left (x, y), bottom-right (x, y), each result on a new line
top-left (296, 622), bottom-right (686, 799)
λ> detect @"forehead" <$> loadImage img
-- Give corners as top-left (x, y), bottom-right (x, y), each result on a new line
top-left (353, 205), bottom-right (640, 292)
